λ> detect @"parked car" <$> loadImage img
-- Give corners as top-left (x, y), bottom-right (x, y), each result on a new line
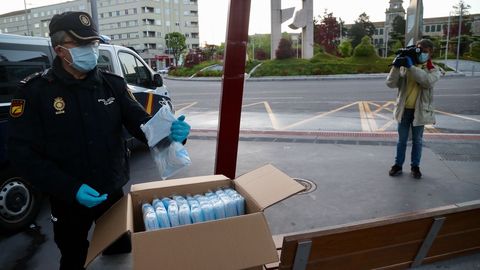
top-left (158, 66), bottom-right (173, 75)
top-left (0, 33), bottom-right (172, 232)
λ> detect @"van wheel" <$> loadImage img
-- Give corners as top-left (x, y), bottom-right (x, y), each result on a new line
top-left (0, 169), bottom-right (42, 232)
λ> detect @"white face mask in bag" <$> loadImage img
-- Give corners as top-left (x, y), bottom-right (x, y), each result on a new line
top-left (141, 106), bottom-right (191, 179)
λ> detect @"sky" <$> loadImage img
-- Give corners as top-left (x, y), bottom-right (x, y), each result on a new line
top-left (1, 0), bottom-right (479, 45)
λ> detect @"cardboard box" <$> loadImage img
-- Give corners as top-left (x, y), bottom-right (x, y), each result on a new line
top-left (85, 164), bottom-right (304, 270)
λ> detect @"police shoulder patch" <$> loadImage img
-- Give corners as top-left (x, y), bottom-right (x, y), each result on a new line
top-left (10, 99), bottom-right (25, 118)
top-left (20, 71), bottom-right (43, 85)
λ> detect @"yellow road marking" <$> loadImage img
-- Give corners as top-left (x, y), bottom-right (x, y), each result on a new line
top-left (363, 102), bottom-right (378, 131)
top-left (378, 119), bottom-right (396, 131)
top-left (263, 101), bottom-right (280, 130)
top-left (359, 102), bottom-right (375, 131)
top-left (176, 102), bottom-right (198, 113)
top-left (435, 110), bottom-right (480, 123)
top-left (284, 102), bottom-right (359, 130)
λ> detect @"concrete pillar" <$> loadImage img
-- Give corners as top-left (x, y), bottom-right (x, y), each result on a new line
top-left (270, 0), bottom-right (282, 59)
top-left (405, 0), bottom-right (423, 46)
top-left (302, 0), bottom-right (314, 59)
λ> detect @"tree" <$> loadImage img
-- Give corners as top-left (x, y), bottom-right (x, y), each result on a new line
top-left (165, 32), bottom-right (187, 66)
top-left (314, 12), bottom-right (340, 55)
top-left (275, 38), bottom-right (294, 59)
top-left (390, 15), bottom-right (406, 46)
top-left (353, 36), bottom-right (377, 57)
top-left (348, 13), bottom-right (376, 49)
top-left (338, 39), bottom-right (352, 57)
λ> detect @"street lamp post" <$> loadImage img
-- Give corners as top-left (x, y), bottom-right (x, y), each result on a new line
top-left (252, 36), bottom-right (255, 61)
top-left (23, 0), bottom-right (30, 36)
top-left (445, 12), bottom-right (451, 62)
top-left (455, 4), bottom-right (463, 73)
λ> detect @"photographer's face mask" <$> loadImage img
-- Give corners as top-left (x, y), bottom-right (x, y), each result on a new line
top-left (59, 43), bottom-right (99, 73)
top-left (418, 52), bottom-right (429, 64)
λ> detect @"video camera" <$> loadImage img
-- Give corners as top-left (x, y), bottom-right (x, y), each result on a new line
top-left (391, 45), bottom-right (421, 67)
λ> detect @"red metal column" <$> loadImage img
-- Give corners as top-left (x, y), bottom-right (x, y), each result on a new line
top-left (214, 0), bottom-right (251, 179)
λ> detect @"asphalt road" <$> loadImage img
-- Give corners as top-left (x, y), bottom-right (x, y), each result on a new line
top-left (165, 76), bottom-right (480, 133)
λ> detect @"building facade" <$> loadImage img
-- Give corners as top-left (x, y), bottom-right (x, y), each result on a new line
top-left (0, 0), bottom-right (200, 69)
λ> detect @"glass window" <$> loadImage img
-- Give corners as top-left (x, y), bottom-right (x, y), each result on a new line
top-left (98, 49), bottom-right (113, 71)
top-left (379, 29), bottom-right (384, 35)
top-left (0, 49), bottom-right (50, 103)
top-left (425, 25), bottom-right (430, 32)
top-left (436, 24), bottom-right (441, 32)
top-left (118, 52), bottom-right (151, 88)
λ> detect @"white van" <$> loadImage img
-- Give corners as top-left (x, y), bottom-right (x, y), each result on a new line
top-left (0, 33), bottom-right (171, 231)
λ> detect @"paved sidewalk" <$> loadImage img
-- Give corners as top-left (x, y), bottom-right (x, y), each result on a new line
top-left (90, 131), bottom-right (480, 269)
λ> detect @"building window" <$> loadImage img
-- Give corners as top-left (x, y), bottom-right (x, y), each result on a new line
top-left (425, 25), bottom-right (430, 32)
top-left (191, 32), bottom-right (198, 38)
top-left (379, 38), bottom-right (383, 44)
top-left (379, 28), bottom-right (384, 35)
top-left (125, 9), bottom-right (129, 15)
top-left (34, 13), bottom-right (38, 18)
top-left (436, 24), bottom-right (441, 32)
top-left (34, 23), bottom-right (40, 28)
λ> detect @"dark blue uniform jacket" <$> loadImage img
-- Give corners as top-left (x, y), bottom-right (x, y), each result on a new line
top-left (7, 57), bottom-right (151, 204)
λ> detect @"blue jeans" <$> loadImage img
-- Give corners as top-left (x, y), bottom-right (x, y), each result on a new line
top-left (395, 109), bottom-right (424, 167)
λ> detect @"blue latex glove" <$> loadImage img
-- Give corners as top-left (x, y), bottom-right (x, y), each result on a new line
top-left (405, 56), bottom-right (413, 68)
top-left (76, 184), bottom-right (108, 208)
top-left (170, 115), bottom-right (191, 142)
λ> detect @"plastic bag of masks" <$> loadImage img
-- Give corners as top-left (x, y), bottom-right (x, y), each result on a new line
top-left (140, 106), bottom-right (191, 179)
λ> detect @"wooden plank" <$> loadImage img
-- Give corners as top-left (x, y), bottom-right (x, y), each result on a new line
top-left (279, 219), bottom-right (432, 265)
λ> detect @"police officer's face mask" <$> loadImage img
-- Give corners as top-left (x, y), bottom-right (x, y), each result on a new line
top-left (59, 43), bottom-right (99, 73)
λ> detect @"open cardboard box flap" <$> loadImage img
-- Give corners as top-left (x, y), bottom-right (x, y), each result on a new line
top-left (234, 164), bottom-right (305, 210)
top-left (85, 193), bottom-right (133, 267)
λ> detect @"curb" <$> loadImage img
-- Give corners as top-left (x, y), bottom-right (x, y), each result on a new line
top-left (164, 72), bottom-right (466, 82)
top-left (190, 129), bottom-right (480, 142)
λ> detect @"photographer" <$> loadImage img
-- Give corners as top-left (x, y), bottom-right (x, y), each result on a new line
top-left (386, 39), bottom-right (441, 179)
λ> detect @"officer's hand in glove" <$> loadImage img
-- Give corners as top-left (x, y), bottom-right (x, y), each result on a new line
top-left (405, 56), bottom-right (413, 68)
top-left (76, 184), bottom-right (108, 208)
top-left (170, 115), bottom-right (191, 142)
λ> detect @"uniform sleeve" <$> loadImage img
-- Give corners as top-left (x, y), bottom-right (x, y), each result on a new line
top-left (408, 65), bottom-right (441, 89)
top-left (7, 85), bottom-right (82, 203)
top-left (116, 83), bottom-right (151, 143)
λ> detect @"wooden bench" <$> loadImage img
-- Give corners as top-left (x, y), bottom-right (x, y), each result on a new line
top-left (265, 200), bottom-right (480, 269)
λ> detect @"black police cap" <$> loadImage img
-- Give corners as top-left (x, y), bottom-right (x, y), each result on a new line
top-left (49, 12), bottom-right (100, 42)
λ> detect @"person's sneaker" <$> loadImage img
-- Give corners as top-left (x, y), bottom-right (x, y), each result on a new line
top-left (411, 166), bottom-right (422, 179)
top-left (389, 165), bottom-right (402, 176)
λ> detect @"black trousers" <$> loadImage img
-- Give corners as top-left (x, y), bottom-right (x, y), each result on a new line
top-left (50, 189), bottom-right (127, 270)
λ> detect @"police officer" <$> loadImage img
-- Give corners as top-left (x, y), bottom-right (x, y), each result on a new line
top-left (7, 12), bottom-right (190, 270)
